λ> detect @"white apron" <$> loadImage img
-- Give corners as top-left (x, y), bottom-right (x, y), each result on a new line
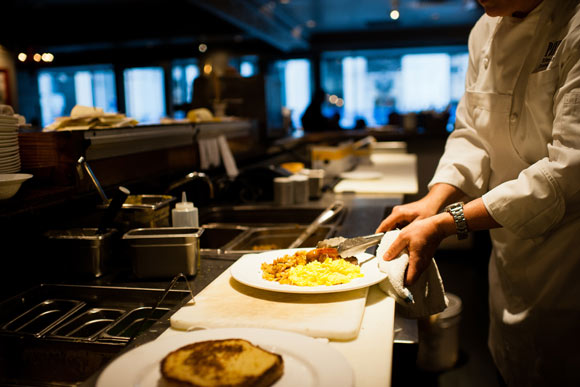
top-left (429, 1), bottom-right (580, 385)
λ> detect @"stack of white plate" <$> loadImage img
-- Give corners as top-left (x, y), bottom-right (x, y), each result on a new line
top-left (0, 114), bottom-right (20, 174)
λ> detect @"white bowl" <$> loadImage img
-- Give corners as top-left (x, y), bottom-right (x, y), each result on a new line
top-left (0, 173), bottom-right (33, 200)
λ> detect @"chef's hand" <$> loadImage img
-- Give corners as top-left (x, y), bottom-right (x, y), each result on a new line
top-left (375, 199), bottom-right (437, 233)
top-left (375, 183), bottom-right (462, 233)
top-left (381, 215), bottom-right (449, 286)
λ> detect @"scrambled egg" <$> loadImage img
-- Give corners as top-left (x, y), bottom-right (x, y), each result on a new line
top-left (261, 249), bottom-right (363, 286)
top-left (287, 258), bottom-right (363, 286)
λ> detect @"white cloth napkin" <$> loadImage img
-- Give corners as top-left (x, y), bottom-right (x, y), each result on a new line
top-left (217, 135), bottom-right (239, 178)
top-left (207, 138), bottom-right (221, 167)
top-left (198, 138), bottom-right (221, 169)
top-left (376, 230), bottom-right (447, 318)
top-left (198, 138), bottom-right (210, 170)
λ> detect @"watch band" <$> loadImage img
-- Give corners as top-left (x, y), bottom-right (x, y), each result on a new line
top-left (445, 202), bottom-right (469, 240)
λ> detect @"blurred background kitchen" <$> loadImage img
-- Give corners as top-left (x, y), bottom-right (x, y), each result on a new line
top-left (0, 1), bottom-right (500, 386)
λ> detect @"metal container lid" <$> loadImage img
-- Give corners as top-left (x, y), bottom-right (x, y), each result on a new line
top-left (121, 195), bottom-right (175, 211)
top-left (45, 228), bottom-right (116, 240)
top-left (122, 227), bottom-right (203, 239)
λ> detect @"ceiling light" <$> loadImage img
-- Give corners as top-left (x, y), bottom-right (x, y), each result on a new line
top-left (17, 53), bottom-right (27, 62)
top-left (42, 53), bottom-right (54, 62)
top-left (390, 0), bottom-right (400, 20)
top-left (291, 25), bottom-right (303, 39)
top-left (33, 53), bottom-right (42, 62)
top-left (203, 64), bottom-right (213, 75)
top-left (198, 43), bottom-right (207, 53)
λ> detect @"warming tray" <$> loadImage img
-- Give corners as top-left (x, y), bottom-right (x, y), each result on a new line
top-left (0, 284), bottom-right (189, 342)
top-left (0, 284), bottom-right (191, 386)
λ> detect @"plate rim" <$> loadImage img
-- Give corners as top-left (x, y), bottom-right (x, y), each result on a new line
top-left (96, 327), bottom-right (354, 387)
top-left (230, 248), bottom-right (386, 294)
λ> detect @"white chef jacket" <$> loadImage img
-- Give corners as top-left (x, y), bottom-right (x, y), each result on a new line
top-left (429, 0), bottom-right (580, 385)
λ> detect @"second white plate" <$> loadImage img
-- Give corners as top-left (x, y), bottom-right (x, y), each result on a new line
top-left (96, 327), bottom-right (354, 387)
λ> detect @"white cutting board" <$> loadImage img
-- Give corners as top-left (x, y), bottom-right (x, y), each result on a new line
top-left (334, 153), bottom-right (418, 194)
top-left (170, 270), bottom-right (368, 340)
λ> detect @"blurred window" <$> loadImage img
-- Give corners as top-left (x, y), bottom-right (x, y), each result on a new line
top-left (38, 65), bottom-right (116, 128)
top-left (271, 58), bottom-right (312, 130)
top-left (124, 67), bottom-right (166, 124)
top-left (320, 47), bottom-right (469, 130)
top-left (171, 59), bottom-right (199, 107)
top-left (400, 53), bottom-right (450, 112)
top-left (171, 59), bottom-right (200, 118)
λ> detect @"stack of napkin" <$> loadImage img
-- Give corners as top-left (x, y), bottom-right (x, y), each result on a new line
top-left (43, 105), bottom-right (138, 131)
top-left (377, 230), bottom-right (448, 318)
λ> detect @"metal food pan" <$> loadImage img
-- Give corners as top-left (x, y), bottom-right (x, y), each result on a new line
top-left (224, 225), bottom-right (335, 253)
top-left (200, 224), bottom-right (249, 250)
top-left (49, 308), bottom-right (126, 341)
top-left (123, 227), bottom-right (204, 278)
top-left (1, 299), bottom-right (86, 338)
top-left (102, 307), bottom-right (170, 341)
top-left (44, 228), bottom-right (116, 278)
top-left (115, 194), bottom-right (176, 230)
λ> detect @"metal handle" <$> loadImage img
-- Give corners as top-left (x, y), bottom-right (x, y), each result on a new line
top-left (288, 200), bottom-right (344, 249)
top-left (77, 156), bottom-right (109, 205)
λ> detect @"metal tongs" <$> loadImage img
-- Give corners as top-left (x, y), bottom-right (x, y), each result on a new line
top-left (288, 201), bottom-right (345, 249)
top-left (317, 232), bottom-right (385, 257)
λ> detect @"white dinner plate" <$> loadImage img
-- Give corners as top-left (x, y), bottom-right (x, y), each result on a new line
top-left (96, 327), bottom-right (354, 387)
top-left (230, 248), bottom-right (387, 294)
top-left (339, 171), bottom-right (383, 180)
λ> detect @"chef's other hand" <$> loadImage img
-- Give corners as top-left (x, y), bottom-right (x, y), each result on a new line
top-left (382, 217), bottom-right (446, 286)
top-left (375, 200), bottom-right (438, 233)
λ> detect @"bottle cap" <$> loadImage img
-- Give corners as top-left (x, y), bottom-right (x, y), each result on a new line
top-left (175, 192), bottom-right (194, 211)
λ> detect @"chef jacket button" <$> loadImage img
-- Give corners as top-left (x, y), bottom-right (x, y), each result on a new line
top-left (483, 57), bottom-right (489, 69)
top-left (510, 113), bottom-right (518, 123)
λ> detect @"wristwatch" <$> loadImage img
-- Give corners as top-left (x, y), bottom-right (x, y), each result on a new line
top-left (445, 202), bottom-right (469, 240)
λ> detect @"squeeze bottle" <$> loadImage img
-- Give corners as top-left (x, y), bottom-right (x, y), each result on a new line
top-left (172, 192), bottom-right (199, 227)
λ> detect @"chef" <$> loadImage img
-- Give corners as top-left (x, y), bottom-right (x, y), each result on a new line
top-left (376, 0), bottom-right (580, 385)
